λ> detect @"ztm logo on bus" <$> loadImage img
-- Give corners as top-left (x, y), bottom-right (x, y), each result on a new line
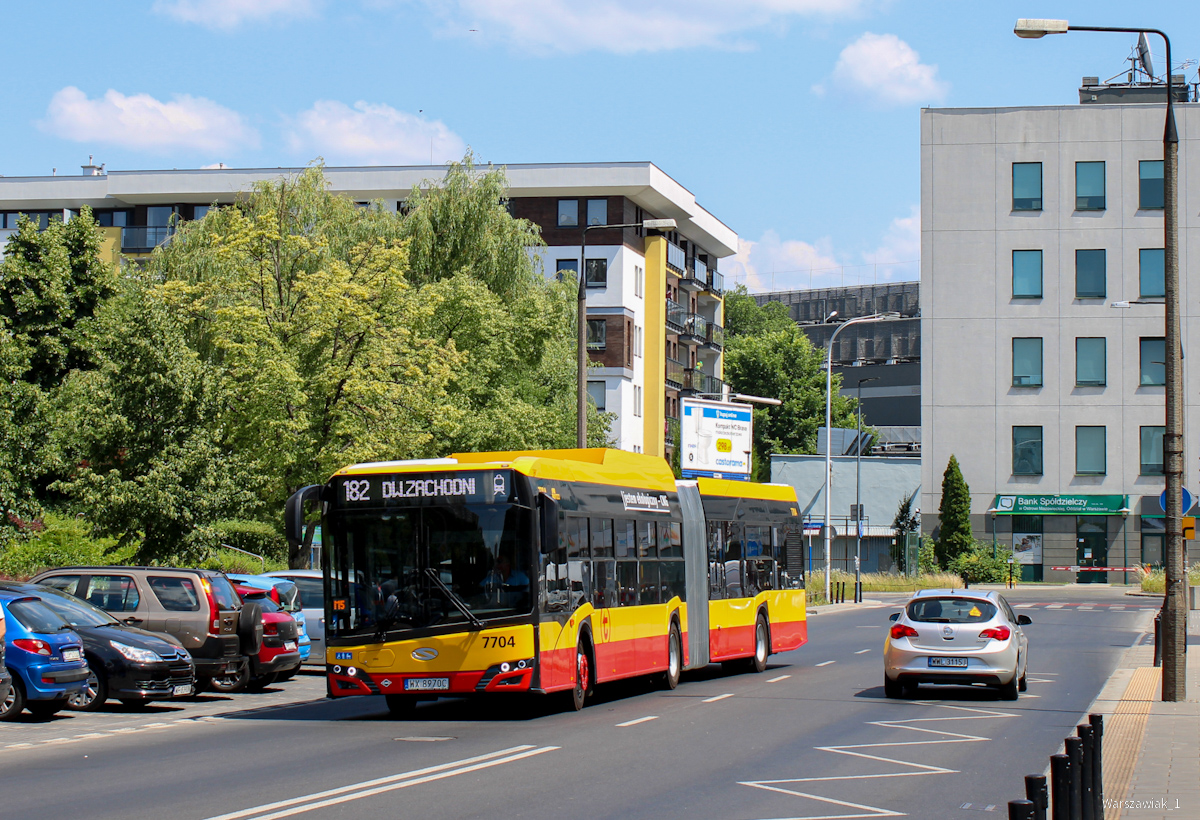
top-left (716, 439), bottom-right (732, 453)
top-left (412, 648), bottom-right (439, 661)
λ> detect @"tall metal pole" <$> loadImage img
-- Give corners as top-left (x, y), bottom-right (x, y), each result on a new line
top-left (855, 376), bottom-right (877, 603)
top-left (577, 225), bottom-right (589, 449)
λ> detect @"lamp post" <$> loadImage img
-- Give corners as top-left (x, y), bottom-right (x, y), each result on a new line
top-left (823, 313), bottom-right (899, 603)
top-left (854, 376), bottom-right (879, 603)
top-left (1016, 18), bottom-right (1184, 702)
top-left (577, 217), bottom-right (676, 448)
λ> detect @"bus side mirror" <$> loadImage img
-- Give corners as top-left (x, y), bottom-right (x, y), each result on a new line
top-left (285, 485), bottom-right (324, 548)
top-left (538, 493), bottom-right (560, 554)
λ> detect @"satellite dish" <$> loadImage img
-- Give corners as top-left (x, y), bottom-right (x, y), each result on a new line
top-left (1137, 32), bottom-right (1154, 79)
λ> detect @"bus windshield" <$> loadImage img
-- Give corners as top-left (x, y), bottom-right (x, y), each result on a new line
top-left (329, 503), bottom-right (533, 636)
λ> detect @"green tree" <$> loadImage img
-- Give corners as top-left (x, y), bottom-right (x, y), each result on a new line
top-left (723, 286), bottom-right (858, 480)
top-left (918, 534), bottom-right (940, 574)
top-left (936, 454), bottom-right (974, 566)
top-left (890, 489), bottom-right (920, 572)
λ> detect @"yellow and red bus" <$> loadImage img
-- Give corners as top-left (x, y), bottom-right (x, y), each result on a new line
top-left (284, 448), bottom-right (807, 714)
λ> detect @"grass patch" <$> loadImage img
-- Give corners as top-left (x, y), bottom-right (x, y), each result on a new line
top-left (1138, 564), bottom-right (1200, 594)
top-left (806, 570), bottom-right (963, 605)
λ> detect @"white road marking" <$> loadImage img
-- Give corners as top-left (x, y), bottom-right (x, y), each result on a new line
top-left (1046, 604), bottom-right (1064, 609)
top-left (816, 660), bottom-right (836, 667)
top-left (616, 716), bottom-right (659, 727)
top-left (204, 745), bottom-right (558, 820)
top-left (5, 744), bottom-right (32, 749)
top-left (855, 649), bottom-right (871, 654)
top-left (1014, 604), bottom-right (1036, 608)
top-left (767, 675), bottom-right (791, 683)
top-left (856, 625), bottom-right (885, 628)
top-left (74, 733), bottom-right (107, 739)
top-left (1078, 606), bottom-right (1094, 611)
top-left (1111, 606), bottom-right (1126, 610)
top-left (703, 693), bottom-right (734, 703)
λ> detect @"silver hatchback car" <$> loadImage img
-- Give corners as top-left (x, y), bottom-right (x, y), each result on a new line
top-left (883, 589), bottom-right (1031, 700)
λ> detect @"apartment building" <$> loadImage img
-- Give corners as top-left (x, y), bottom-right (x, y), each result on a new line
top-left (0, 161), bottom-right (733, 459)
top-left (922, 87), bottom-right (1200, 582)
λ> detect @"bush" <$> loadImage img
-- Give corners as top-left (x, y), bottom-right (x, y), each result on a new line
top-left (918, 535), bottom-right (940, 575)
top-left (947, 544), bottom-right (1011, 585)
top-left (186, 519), bottom-right (288, 567)
top-left (0, 514), bottom-right (130, 579)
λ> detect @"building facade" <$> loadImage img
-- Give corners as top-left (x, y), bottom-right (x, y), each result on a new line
top-left (0, 161), bottom-right (734, 460)
top-left (921, 98), bottom-right (1200, 582)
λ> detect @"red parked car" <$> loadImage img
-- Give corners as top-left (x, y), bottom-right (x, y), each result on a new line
top-left (208, 586), bottom-right (301, 693)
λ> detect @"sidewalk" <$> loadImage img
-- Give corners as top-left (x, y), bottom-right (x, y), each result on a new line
top-left (1096, 609), bottom-right (1200, 820)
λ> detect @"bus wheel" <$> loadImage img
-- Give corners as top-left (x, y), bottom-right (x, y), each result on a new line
top-left (386, 694), bottom-right (417, 718)
top-left (750, 614), bottom-right (769, 673)
top-left (570, 645), bottom-right (590, 711)
top-left (663, 624), bottom-right (682, 690)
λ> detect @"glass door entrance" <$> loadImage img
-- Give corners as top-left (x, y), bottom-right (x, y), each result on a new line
top-left (1076, 516), bottom-right (1108, 584)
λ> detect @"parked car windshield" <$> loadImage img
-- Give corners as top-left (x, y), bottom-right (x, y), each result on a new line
top-left (286, 577), bottom-right (323, 610)
top-left (7, 598), bottom-right (72, 633)
top-left (207, 576), bottom-right (240, 610)
top-left (31, 587), bottom-right (120, 627)
top-left (907, 597), bottom-right (997, 624)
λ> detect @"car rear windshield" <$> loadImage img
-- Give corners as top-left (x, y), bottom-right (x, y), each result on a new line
top-left (208, 576), bottom-right (240, 611)
top-left (287, 577), bottom-right (324, 610)
top-left (8, 598), bottom-right (71, 633)
top-left (249, 595), bottom-right (281, 614)
top-left (907, 597), bottom-right (998, 624)
top-left (149, 577), bottom-right (201, 612)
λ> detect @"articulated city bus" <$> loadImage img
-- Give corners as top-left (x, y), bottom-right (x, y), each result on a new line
top-left (284, 448), bottom-right (807, 715)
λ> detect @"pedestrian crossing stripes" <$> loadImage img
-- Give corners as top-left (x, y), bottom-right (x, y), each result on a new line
top-left (1009, 602), bottom-right (1157, 611)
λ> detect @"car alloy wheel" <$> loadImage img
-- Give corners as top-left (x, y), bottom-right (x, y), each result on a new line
top-left (68, 668), bottom-right (107, 711)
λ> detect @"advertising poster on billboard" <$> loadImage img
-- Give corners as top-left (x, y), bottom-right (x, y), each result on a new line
top-left (680, 398), bottom-right (753, 480)
top-left (1012, 532), bottom-right (1042, 565)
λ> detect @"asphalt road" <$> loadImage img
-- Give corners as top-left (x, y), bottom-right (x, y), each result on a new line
top-left (0, 585), bottom-right (1155, 820)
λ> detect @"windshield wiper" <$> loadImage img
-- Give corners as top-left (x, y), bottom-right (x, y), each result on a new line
top-left (424, 568), bottom-right (483, 628)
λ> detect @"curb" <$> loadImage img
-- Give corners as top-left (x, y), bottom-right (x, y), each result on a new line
top-left (1123, 591), bottom-right (1161, 598)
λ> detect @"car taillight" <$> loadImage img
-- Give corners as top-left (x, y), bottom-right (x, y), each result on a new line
top-left (264, 622), bottom-right (278, 636)
top-left (201, 578), bottom-right (221, 636)
top-left (979, 625), bottom-right (1012, 641)
top-left (13, 638), bottom-right (52, 656)
top-left (890, 624), bottom-right (919, 639)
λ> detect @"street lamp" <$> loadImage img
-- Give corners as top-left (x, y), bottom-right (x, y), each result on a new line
top-left (823, 312), bottom-right (899, 603)
top-left (577, 217), bottom-right (677, 448)
top-left (854, 376), bottom-right (879, 603)
top-left (1016, 18), bottom-right (1184, 702)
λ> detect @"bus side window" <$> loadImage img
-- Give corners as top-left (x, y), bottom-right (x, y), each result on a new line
top-left (567, 517), bottom-right (589, 559)
top-left (617, 561), bottom-right (638, 606)
top-left (591, 518), bottom-right (614, 557)
top-left (660, 521), bottom-right (682, 558)
top-left (593, 559), bottom-right (618, 608)
top-left (614, 519), bottom-right (635, 558)
top-left (638, 561), bottom-right (661, 605)
top-left (708, 522), bottom-right (726, 598)
top-left (725, 523), bottom-right (744, 599)
top-left (638, 521), bottom-right (657, 558)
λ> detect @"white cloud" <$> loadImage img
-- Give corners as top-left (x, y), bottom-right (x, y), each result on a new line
top-left (154, 0), bottom-right (318, 29)
top-left (287, 100), bottom-right (467, 165)
top-left (815, 32), bottom-right (947, 106)
top-left (39, 87), bottom-right (259, 154)
top-left (410, 0), bottom-right (866, 54)
top-left (727, 206), bottom-right (920, 293)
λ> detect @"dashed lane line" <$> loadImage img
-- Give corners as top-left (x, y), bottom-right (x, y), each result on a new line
top-left (855, 649), bottom-right (872, 654)
top-left (767, 675), bottom-right (791, 683)
top-left (703, 694), bottom-right (734, 703)
top-left (616, 716), bottom-right (659, 727)
top-left (815, 661), bottom-right (836, 667)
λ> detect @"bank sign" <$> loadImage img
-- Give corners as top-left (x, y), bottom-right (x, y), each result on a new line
top-left (681, 398), bottom-right (753, 481)
top-left (991, 494), bottom-right (1128, 515)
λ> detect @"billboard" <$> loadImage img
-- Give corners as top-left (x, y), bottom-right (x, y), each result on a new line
top-left (1013, 532), bottom-right (1042, 565)
top-left (680, 398), bottom-right (753, 480)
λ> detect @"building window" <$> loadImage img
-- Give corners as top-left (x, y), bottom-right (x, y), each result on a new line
top-left (587, 380), bottom-right (606, 412)
top-left (1140, 337), bottom-right (1165, 386)
top-left (1139, 248), bottom-right (1165, 298)
top-left (1140, 426), bottom-right (1165, 475)
top-left (555, 259), bottom-right (577, 281)
top-left (557, 199), bottom-right (579, 228)
top-left (1075, 337), bottom-right (1106, 386)
top-left (634, 264), bottom-right (643, 298)
top-left (1075, 426), bottom-right (1106, 475)
top-left (585, 258), bottom-right (607, 287)
top-left (586, 319), bottom-right (607, 351)
top-left (633, 385), bottom-right (643, 417)
top-left (586, 199), bottom-right (607, 227)
top-left (634, 325), bottom-right (643, 358)
top-left (1012, 337), bottom-right (1043, 387)
top-left (1012, 250), bottom-right (1043, 298)
top-left (1012, 162), bottom-right (1042, 210)
top-left (1013, 426), bottom-right (1044, 475)
top-left (1141, 517), bottom-right (1165, 566)
top-left (1075, 249), bottom-right (1106, 298)
top-left (1139, 160), bottom-right (1164, 210)
top-left (1075, 161), bottom-right (1105, 210)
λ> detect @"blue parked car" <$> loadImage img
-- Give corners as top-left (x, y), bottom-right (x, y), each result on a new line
top-left (0, 590), bottom-right (89, 720)
top-left (227, 575), bottom-right (311, 667)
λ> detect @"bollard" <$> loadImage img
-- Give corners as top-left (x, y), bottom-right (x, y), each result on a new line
top-left (1077, 724), bottom-right (1094, 820)
top-left (1009, 799), bottom-right (1036, 820)
top-left (1025, 774), bottom-right (1048, 820)
top-left (1050, 754), bottom-right (1070, 820)
top-left (1066, 736), bottom-right (1083, 820)
top-left (1153, 613), bottom-right (1162, 667)
top-left (1089, 714), bottom-right (1104, 818)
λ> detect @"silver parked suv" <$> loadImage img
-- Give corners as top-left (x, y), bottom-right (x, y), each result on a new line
top-left (31, 567), bottom-right (262, 690)
top-left (883, 589), bottom-right (1032, 700)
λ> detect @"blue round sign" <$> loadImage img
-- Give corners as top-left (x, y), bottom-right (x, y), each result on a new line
top-left (1159, 487), bottom-right (1193, 513)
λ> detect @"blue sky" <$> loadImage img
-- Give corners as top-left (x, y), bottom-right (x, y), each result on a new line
top-left (3, 1), bottom-right (1197, 292)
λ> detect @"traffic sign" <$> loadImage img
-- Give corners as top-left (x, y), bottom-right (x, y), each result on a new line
top-left (1159, 487), bottom-right (1193, 513)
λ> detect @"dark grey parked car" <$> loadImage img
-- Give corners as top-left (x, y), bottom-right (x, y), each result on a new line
top-left (31, 567), bottom-right (261, 690)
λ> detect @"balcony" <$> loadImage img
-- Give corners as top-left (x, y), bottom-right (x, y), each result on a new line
top-left (684, 369), bottom-right (724, 396)
top-left (704, 322), bottom-right (725, 350)
top-left (666, 299), bottom-right (687, 332)
top-left (666, 357), bottom-right (686, 388)
top-left (680, 260), bottom-right (706, 292)
top-left (707, 269), bottom-right (724, 295)
top-left (665, 416), bottom-right (681, 448)
top-left (667, 242), bottom-right (686, 273)
top-left (121, 226), bottom-right (173, 253)
top-left (682, 314), bottom-right (707, 342)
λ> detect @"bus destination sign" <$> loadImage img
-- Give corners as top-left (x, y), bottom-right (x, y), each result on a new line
top-left (338, 470), bottom-right (512, 505)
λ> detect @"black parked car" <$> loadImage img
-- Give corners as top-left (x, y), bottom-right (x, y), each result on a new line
top-left (0, 582), bottom-right (195, 711)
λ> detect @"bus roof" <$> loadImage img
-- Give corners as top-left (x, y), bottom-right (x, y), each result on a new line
top-left (697, 476), bottom-right (799, 505)
top-left (333, 448), bottom-right (677, 493)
